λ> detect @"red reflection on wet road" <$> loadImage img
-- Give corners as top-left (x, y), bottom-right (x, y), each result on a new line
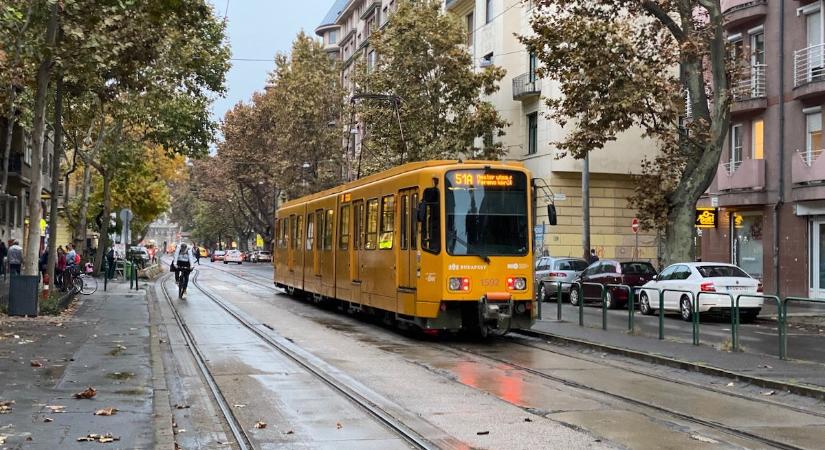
top-left (454, 361), bottom-right (526, 406)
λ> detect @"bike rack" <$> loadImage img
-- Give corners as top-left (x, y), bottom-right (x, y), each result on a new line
top-left (695, 291), bottom-right (736, 347)
top-left (548, 281), bottom-right (580, 321)
top-left (606, 284), bottom-right (634, 332)
top-left (737, 294), bottom-right (782, 358)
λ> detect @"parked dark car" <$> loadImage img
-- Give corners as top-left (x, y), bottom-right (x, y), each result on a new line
top-left (535, 257), bottom-right (589, 301)
top-left (569, 260), bottom-right (658, 309)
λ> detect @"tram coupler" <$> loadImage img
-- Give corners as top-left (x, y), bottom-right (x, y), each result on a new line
top-left (480, 293), bottom-right (514, 331)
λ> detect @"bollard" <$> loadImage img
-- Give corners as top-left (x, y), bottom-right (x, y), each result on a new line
top-left (556, 282), bottom-right (563, 321)
top-left (577, 282), bottom-right (584, 326)
top-left (601, 287), bottom-right (608, 331)
top-left (628, 287), bottom-right (635, 332)
top-left (658, 289), bottom-right (665, 340)
top-left (103, 259), bottom-right (108, 292)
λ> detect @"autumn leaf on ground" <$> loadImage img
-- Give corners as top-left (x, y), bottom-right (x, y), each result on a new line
top-left (0, 400), bottom-right (14, 414)
top-left (77, 433), bottom-right (120, 443)
top-left (73, 387), bottom-right (97, 399)
top-left (94, 407), bottom-right (118, 416)
top-left (31, 360), bottom-right (43, 367)
top-left (47, 405), bottom-right (66, 413)
top-left (336, 422), bottom-right (342, 429)
top-left (44, 417), bottom-right (53, 422)
top-left (253, 421), bottom-right (266, 429)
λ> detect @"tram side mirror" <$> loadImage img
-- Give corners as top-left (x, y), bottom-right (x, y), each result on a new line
top-left (547, 204), bottom-right (558, 226)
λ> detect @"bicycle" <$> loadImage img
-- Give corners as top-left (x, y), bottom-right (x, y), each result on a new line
top-left (177, 267), bottom-right (192, 299)
top-left (68, 265), bottom-right (98, 295)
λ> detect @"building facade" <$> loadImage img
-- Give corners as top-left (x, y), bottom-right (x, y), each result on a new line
top-left (444, 0), bottom-right (660, 261)
top-left (698, 0), bottom-right (824, 297)
top-left (317, 0), bottom-right (660, 263)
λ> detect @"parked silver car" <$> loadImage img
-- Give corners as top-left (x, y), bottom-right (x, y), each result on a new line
top-left (535, 257), bottom-right (590, 301)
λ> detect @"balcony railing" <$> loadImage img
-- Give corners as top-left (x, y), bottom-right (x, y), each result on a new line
top-left (794, 43), bottom-right (825, 87)
top-left (512, 73), bottom-right (541, 100)
top-left (732, 64), bottom-right (766, 101)
top-left (716, 158), bottom-right (765, 191)
top-left (792, 148), bottom-right (825, 185)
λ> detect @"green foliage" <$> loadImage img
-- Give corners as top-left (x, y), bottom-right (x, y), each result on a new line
top-left (352, 0), bottom-right (507, 174)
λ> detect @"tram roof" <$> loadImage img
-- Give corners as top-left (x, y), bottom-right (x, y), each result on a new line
top-left (279, 159), bottom-right (526, 209)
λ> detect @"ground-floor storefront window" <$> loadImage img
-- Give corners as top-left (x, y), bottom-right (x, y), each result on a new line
top-left (732, 212), bottom-right (763, 280)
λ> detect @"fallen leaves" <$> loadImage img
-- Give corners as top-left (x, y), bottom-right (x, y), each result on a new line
top-left (254, 421), bottom-right (267, 429)
top-left (690, 434), bottom-right (719, 444)
top-left (94, 408), bottom-right (118, 416)
top-left (30, 360), bottom-right (43, 368)
top-left (233, 404), bottom-right (245, 408)
top-left (174, 404), bottom-right (190, 410)
top-left (762, 390), bottom-right (776, 396)
top-left (46, 405), bottom-right (66, 413)
top-left (336, 422), bottom-right (342, 429)
top-left (43, 417), bottom-right (53, 423)
top-left (726, 382), bottom-right (735, 387)
top-left (285, 430), bottom-right (294, 435)
top-left (476, 430), bottom-right (490, 435)
top-left (74, 387), bottom-right (97, 399)
top-left (77, 433), bottom-right (120, 443)
top-left (0, 400), bottom-right (14, 414)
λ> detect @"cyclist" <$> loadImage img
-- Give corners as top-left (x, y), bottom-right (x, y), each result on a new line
top-left (171, 242), bottom-right (197, 296)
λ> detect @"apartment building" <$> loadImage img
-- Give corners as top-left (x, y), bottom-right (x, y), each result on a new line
top-left (444, 0), bottom-right (660, 261)
top-left (318, 0), bottom-right (660, 262)
top-left (697, 0), bottom-right (825, 297)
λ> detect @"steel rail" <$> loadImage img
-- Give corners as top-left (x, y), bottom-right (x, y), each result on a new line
top-left (188, 270), bottom-right (438, 450)
top-left (159, 273), bottom-right (254, 450)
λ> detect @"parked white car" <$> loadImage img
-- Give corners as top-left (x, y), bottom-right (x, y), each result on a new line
top-left (638, 262), bottom-right (763, 322)
top-left (224, 250), bottom-right (243, 264)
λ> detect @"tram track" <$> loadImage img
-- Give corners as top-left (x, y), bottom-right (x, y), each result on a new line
top-left (159, 273), bottom-right (254, 450)
top-left (205, 264), bottom-right (824, 449)
top-left (183, 269), bottom-right (445, 450)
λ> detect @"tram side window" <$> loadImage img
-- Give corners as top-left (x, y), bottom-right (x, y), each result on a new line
top-left (366, 199), bottom-right (379, 250)
top-left (411, 193), bottom-right (418, 250)
top-left (306, 214), bottom-right (314, 251)
top-left (324, 209), bottom-right (334, 250)
top-left (419, 187), bottom-right (440, 254)
top-left (339, 205), bottom-right (350, 250)
top-left (315, 210), bottom-right (324, 250)
top-left (354, 201), bottom-right (364, 250)
top-left (400, 194), bottom-right (409, 250)
top-left (275, 219), bottom-right (282, 249)
top-left (289, 215), bottom-right (296, 249)
top-left (296, 215), bottom-right (303, 251)
top-left (379, 195), bottom-right (394, 250)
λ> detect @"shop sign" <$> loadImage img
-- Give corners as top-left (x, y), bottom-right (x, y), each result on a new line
top-left (695, 208), bottom-right (718, 228)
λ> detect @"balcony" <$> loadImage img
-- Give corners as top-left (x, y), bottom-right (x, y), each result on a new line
top-left (512, 73), bottom-right (541, 101)
top-left (731, 64), bottom-right (767, 113)
top-left (716, 158), bottom-right (765, 191)
top-left (793, 43), bottom-right (825, 100)
top-left (792, 149), bottom-right (825, 185)
top-left (723, 0), bottom-right (768, 29)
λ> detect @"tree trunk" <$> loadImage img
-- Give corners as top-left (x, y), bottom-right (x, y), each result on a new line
top-left (93, 172), bottom-right (112, 275)
top-left (75, 158), bottom-right (91, 246)
top-left (46, 74), bottom-right (63, 289)
top-left (23, 3), bottom-right (59, 276)
top-left (663, 198), bottom-right (696, 268)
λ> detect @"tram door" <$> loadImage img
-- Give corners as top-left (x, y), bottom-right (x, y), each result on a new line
top-left (313, 210), bottom-right (323, 277)
top-left (397, 189), bottom-right (418, 289)
top-left (351, 200), bottom-right (364, 303)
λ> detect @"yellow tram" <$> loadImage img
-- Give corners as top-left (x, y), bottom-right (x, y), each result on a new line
top-left (273, 160), bottom-right (536, 335)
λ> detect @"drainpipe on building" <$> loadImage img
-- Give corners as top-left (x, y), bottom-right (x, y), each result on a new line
top-left (773, 0), bottom-right (786, 297)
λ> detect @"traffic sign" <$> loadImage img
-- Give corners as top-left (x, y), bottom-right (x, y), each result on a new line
top-left (631, 218), bottom-right (640, 234)
top-left (534, 225), bottom-right (544, 235)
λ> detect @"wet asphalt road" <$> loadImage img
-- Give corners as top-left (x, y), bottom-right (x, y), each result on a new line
top-left (186, 260), bottom-right (825, 450)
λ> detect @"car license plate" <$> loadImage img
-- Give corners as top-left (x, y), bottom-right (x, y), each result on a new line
top-left (727, 286), bottom-right (749, 291)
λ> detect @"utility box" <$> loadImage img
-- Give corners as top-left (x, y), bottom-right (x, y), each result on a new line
top-left (8, 275), bottom-right (39, 316)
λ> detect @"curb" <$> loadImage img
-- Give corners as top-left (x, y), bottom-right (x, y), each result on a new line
top-left (516, 328), bottom-right (825, 401)
top-left (147, 282), bottom-right (175, 449)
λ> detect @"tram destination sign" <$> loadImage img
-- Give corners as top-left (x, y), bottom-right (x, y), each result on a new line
top-left (449, 171), bottom-right (515, 188)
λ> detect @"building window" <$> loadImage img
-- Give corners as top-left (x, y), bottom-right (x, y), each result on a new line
top-left (367, 50), bottom-right (376, 72)
top-left (528, 52), bottom-right (538, 82)
top-left (806, 110), bottom-right (822, 165)
top-left (527, 112), bottom-right (538, 155)
top-left (328, 30), bottom-right (337, 45)
top-left (486, 0), bottom-right (494, 23)
top-left (731, 212), bottom-right (763, 281)
top-left (481, 52), bottom-right (493, 68)
top-left (730, 123), bottom-right (743, 170)
top-left (466, 12), bottom-right (474, 47)
top-left (752, 119), bottom-right (764, 160)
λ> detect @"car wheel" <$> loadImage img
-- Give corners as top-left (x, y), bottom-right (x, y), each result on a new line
top-left (680, 296), bottom-right (693, 322)
top-left (538, 284), bottom-right (548, 302)
top-left (605, 290), bottom-right (614, 309)
top-left (223, 261), bottom-right (227, 265)
top-left (639, 292), bottom-right (654, 315)
top-left (569, 288), bottom-right (580, 306)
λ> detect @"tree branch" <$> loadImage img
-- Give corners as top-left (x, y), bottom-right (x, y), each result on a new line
top-left (640, 1), bottom-right (686, 43)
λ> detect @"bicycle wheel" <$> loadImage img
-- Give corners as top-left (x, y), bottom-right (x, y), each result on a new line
top-left (72, 275), bottom-right (83, 294)
top-left (80, 275), bottom-right (97, 295)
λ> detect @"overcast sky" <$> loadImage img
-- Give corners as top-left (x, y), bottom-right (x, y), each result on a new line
top-left (207, 0), bottom-right (334, 124)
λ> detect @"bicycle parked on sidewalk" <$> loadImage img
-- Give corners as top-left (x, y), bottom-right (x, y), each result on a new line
top-left (63, 263), bottom-right (98, 295)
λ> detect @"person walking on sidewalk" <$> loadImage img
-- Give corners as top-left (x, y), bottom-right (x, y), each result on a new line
top-left (589, 249), bottom-right (600, 264)
top-left (56, 246), bottom-right (67, 291)
top-left (0, 240), bottom-right (7, 276)
top-left (7, 240), bottom-right (22, 275)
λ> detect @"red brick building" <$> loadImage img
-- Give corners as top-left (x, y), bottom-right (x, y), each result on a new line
top-left (700, 0), bottom-right (825, 298)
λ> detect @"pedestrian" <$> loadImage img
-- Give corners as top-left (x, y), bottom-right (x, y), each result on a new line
top-left (7, 240), bottom-right (23, 275)
top-left (194, 245), bottom-right (200, 265)
top-left (38, 248), bottom-right (49, 281)
top-left (106, 245), bottom-right (116, 279)
top-left (589, 248), bottom-right (599, 264)
top-left (56, 246), bottom-right (66, 291)
top-left (0, 240), bottom-right (7, 276)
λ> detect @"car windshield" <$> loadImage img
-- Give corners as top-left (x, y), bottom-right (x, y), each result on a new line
top-left (697, 265), bottom-right (749, 278)
top-left (259, 252), bottom-right (270, 255)
top-left (556, 259), bottom-right (588, 271)
top-left (621, 262), bottom-right (656, 275)
top-left (445, 169), bottom-right (528, 257)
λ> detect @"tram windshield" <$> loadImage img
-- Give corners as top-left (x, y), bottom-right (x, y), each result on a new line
top-left (445, 169), bottom-right (529, 257)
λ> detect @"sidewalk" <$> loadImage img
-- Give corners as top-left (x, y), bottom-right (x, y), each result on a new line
top-left (0, 280), bottom-right (162, 448)
top-left (527, 318), bottom-right (825, 400)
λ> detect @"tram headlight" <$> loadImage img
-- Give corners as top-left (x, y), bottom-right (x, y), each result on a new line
top-left (448, 277), bottom-right (470, 292)
top-left (508, 277), bottom-right (527, 291)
